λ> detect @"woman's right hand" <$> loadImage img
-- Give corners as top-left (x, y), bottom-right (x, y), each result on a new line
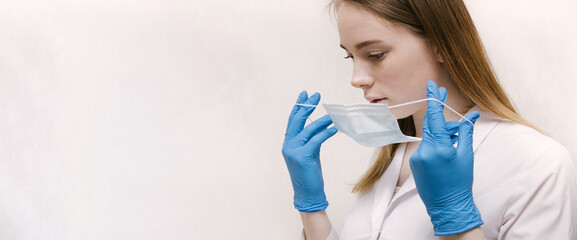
top-left (282, 91), bottom-right (338, 213)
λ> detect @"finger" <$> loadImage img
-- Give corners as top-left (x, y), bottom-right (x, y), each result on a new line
top-left (307, 126), bottom-right (338, 149)
top-left (451, 134), bottom-right (458, 145)
top-left (456, 111), bottom-right (480, 154)
top-left (445, 121), bottom-right (460, 134)
top-left (286, 91), bottom-right (308, 132)
top-left (298, 114), bottom-right (333, 141)
top-left (439, 87), bottom-right (448, 103)
top-left (421, 111), bottom-right (432, 139)
top-left (425, 80), bottom-right (449, 138)
top-left (447, 121), bottom-right (459, 145)
top-left (426, 80), bottom-right (447, 126)
top-left (286, 92), bottom-right (321, 139)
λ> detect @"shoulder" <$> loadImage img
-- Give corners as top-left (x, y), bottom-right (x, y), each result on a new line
top-left (472, 107), bottom-right (573, 172)
top-left (472, 109), bottom-right (576, 197)
top-left (483, 119), bottom-right (572, 169)
top-left (472, 114), bottom-right (577, 238)
top-left (474, 121), bottom-right (577, 238)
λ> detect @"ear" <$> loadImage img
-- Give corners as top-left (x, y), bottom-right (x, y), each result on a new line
top-left (432, 45), bottom-right (444, 63)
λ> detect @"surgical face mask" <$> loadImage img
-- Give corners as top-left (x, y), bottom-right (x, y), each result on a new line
top-left (297, 98), bottom-right (472, 147)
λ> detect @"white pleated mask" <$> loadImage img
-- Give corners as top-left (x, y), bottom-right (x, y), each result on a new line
top-left (297, 98), bottom-right (472, 147)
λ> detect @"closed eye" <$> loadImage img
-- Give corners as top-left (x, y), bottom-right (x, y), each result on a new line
top-left (368, 52), bottom-right (385, 60)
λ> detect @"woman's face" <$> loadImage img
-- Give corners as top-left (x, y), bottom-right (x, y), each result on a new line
top-left (337, 2), bottom-right (447, 118)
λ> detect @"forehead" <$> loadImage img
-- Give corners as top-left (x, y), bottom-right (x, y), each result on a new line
top-left (336, 2), bottom-right (410, 49)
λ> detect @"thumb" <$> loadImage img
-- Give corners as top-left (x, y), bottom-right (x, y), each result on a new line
top-left (457, 111), bottom-right (480, 154)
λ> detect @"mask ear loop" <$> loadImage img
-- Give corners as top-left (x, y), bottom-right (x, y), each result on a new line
top-left (388, 98), bottom-right (474, 125)
top-left (296, 99), bottom-right (473, 125)
top-left (295, 104), bottom-right (318, 123)
top-left (295, 104), bottom-right (317, 107)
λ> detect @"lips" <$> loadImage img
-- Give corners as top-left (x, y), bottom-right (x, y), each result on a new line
top-left (370, 98), bottom-right (387, 104)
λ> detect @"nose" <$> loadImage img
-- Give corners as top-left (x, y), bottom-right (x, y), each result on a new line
top-left (351, 63), bottom-right (374, 89)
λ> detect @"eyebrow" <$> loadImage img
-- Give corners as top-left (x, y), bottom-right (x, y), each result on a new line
top-left (340, 40), bottom-right (382, 51)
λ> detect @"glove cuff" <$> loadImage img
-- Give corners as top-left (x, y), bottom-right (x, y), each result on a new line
top-left (294, 193), bottom-right (328, 212)
top-left (295, 201), bottom-right (329, 213)
top-left (428, 198), bottom-right (484, 236)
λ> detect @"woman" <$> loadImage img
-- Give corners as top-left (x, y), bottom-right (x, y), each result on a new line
top-left (282, 0), bottom-right (577, 239)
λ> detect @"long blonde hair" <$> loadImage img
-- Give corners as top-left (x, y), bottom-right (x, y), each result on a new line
top-left (330, 0), bottom-right (541, 195)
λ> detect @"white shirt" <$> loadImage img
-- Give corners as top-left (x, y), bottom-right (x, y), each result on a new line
top-left (301, 106), bottom-right (577, 240)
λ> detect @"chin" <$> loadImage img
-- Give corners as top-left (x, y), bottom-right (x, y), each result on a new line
top-left (391, 110), bottom-right (413, 119)
top-left (389, 109), bottom-right (413, 120)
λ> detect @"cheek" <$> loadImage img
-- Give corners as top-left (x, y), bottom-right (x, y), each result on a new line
top-left (380, 49), bottom-right (435, 119)
top-left (373, 56), bottom-right (410, 89)
top-left (377, 52), bottom-right (428, 99)
top-left (399, 48), bottom-right (438, 93)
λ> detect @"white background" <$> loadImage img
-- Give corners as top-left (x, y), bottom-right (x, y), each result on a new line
top-left (0, 0), bottom-right (575, 239)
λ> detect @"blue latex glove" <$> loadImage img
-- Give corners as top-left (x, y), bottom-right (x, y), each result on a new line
top-left (282, 91), bottom-right (338, 212)
top-left (409, 80), bottom-right (483, 236)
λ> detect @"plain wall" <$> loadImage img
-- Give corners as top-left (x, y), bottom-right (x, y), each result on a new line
top-left (0, 0), bottom-right (575, 239)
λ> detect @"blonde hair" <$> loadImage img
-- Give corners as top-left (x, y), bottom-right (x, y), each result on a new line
top-left (330, 0), bottom-right (542, 195)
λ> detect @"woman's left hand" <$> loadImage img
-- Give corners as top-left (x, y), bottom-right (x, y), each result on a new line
top-left (409, 80), bottom-right (483, 236)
